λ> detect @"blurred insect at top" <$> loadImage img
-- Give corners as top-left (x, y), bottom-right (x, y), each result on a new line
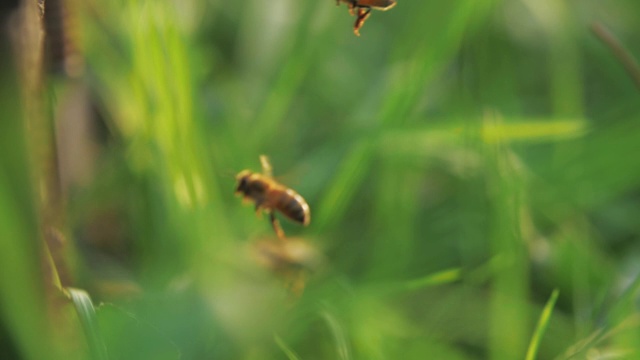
top-left (336, 0), bottom-right (397, 36)
top-left (235, 156), bottom-right (311, 226)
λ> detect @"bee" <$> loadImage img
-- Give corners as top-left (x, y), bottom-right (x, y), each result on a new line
top-left (337, 0), bottom-right (397, 36)
top-left (236, 156), bottom-right (310, 239)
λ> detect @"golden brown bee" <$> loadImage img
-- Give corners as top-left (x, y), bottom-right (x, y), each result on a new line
top-left (337, 0), bottom-right (397, 36)
top-left (236, 156), bottom-right (310, 238)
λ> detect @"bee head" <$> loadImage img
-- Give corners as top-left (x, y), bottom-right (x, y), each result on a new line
top-left (235, 170), bottom-right (252, 194)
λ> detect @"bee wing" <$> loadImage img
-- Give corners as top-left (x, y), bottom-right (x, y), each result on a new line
top-left (260, 155), bottom-right (273, 177)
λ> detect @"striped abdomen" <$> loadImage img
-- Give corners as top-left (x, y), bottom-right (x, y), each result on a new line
top-left (273, 188), bottom-right (310, 226)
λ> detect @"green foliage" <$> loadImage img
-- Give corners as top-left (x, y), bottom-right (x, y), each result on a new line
top-left (2, 0), bottom-right (640, 358)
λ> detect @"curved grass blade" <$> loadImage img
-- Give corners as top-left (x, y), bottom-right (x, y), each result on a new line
top-left (67, 288), bottom-right (109, 360)
top-left (526, 289), bottom-right (560, 360)
top-left (321, 310), bottom-right (352, 360)
top-left (274, 334), bottom-right (301, 360)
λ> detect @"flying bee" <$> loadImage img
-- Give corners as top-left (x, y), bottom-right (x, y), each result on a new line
top-left (337, 0), bottom-right (397, 36)
top-left (236, 156), bottom-right (310, 239)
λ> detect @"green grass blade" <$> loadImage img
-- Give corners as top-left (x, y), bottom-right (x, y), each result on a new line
top-left (525, 289), bottom-right (560, 360)
top-left (481, 119), bottom-right (587, 143)
top-left (401, 268), bottom-right (463, 292)
top-left (274, 334), bottom-right (301, 360)
top-left (0, 42), bottom-right (56, 360)
top-left (67, 288), bottom-right (109, 360)
top-left (322, 310), bottom-right (352, 360)
top-left (315, 139), bottom-right (373, 231)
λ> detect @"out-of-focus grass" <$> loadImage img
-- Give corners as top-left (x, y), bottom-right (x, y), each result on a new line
top-left (0, 28), bottom-right (57, 359)
top-left (2, 0), bottom-right (640, 359)
top-left (526, 289), bottom-right (559, 360)
top-left (68, 288), bottom-right (108, 360)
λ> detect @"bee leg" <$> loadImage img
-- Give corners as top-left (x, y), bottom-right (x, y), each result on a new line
top-left (254, 202), bottom-right (264, 218)
top-left (353, 7), bottom-right (371, 36)
top-left (347, 2), bottom-right (356, 16)
top-left (286, 270), bottom-right (307, 298)
top-left (269, 211), bottom-right (286, 240)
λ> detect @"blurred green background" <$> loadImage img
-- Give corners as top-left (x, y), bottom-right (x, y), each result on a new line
top-left (2, 0), bottom-right (640, 359)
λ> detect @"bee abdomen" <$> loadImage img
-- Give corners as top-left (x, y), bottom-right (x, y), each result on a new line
top-left (277, 190), bottom-right (310, 225)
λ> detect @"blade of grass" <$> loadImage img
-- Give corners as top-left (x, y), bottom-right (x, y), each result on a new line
top-left (0, 172), bottom-right (54, 360)
top-left (315, 0), bottom-right (501, 234)
top-left (315, 139), bottom-right (373, 231)
top-left (0, 30), bottom-right (56, 360)
top-left (526, 289), bottom-right (560, 360)
top-left (591, 22), bottom-right (640, 92)
top-left (321, 310), bottom-right (352, 360)
top-left (403, 268), bottom-right (463, 291)
top-left (67, 288), bottom-right (109, 360)
top-left (383, 1), bottom-right (496, 127)
top-left (82, 0), bottom-right (234, 285)
top-left (481, 119), bottom-right (587, 143)
top-left (274, 334), bottom-right (301, 360)
top-left (486, 111), bottom-right (531, 360)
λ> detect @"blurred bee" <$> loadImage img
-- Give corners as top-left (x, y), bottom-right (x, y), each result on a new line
top-left (236, 156), bottom-right (310, 239)
top-left (251, 237), bottom-right (324, 296)
top-left (337, 0), bottom-right (397, 36)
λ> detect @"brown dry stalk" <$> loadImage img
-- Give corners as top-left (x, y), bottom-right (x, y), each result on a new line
top-left (591, 21), bottom-right (640, 92)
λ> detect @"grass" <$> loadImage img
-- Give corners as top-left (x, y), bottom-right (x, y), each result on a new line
top-left (68, 288), bottom-right (109, 360)
top-left (2, 0), bottom-right (640, 359)
top-left (526, 289), bottom-right (559, 360)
